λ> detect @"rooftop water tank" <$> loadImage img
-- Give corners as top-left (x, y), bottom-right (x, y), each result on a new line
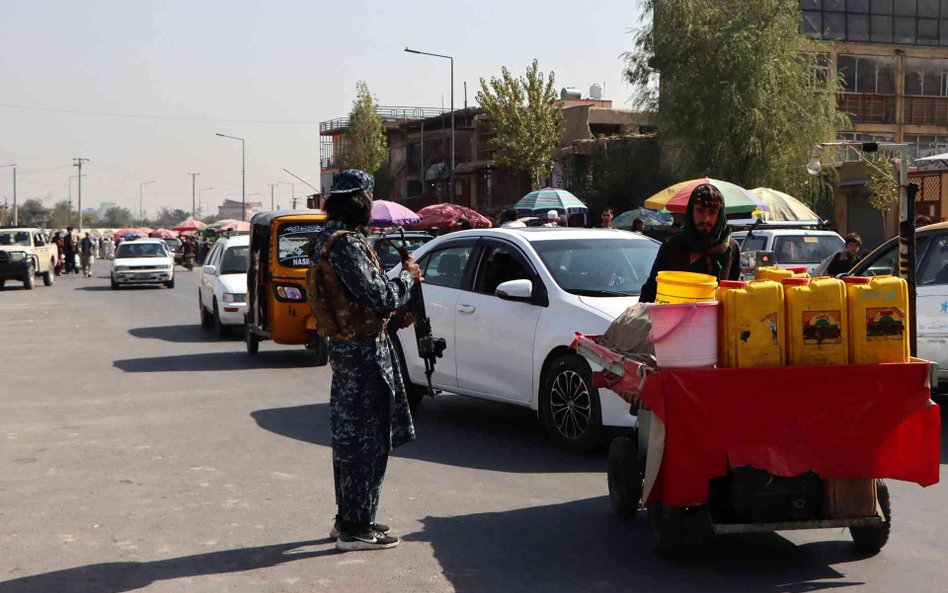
top-left (589, 83), bottom-right (603, 100)
top-left (560, 87), bottom-right (582, 100)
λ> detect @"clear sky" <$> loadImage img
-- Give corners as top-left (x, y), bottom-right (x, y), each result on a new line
top-left (0, 0), bottom-right (645, 219)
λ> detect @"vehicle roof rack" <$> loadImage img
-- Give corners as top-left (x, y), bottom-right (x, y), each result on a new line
top-left (729, 217), bottom-right (831, 233)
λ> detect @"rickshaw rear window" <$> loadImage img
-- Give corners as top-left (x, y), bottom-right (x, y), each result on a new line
top-left (277, 222), bottom-right (324, 268)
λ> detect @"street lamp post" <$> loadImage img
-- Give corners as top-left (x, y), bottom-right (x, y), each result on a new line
top-left (139, 180), bottom-right (155, 226)
top-left (198, 187), bottom-right (212, 219)
top-left (278, 181), bottom-right (294, 210)
top-left (267, 183), bottom-right (277, 210)
top-left (216, 133), bottom-right (246, 220)
top-left (0, 164), bottom-right (16, 226)
top-left (405, 47), bottom-right (454, 204)
top-left (188, 172), bottom-right (200, 219)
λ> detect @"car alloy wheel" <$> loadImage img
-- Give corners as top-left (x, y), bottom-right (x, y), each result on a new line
top-left (550, 369), bottom-right (592, 440)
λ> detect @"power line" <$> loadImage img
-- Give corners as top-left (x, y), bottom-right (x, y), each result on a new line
top-left (0, 103), bottom-right (318, 125)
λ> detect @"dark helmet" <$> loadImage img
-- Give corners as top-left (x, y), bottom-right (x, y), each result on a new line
top-left (330, 169), bottom-right (374, 195)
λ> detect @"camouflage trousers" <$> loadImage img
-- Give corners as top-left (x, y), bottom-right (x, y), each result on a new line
top-left (329, 360), bottom-right (392, 525)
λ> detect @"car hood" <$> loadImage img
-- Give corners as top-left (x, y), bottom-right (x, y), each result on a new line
top-left (114, 257), bottom-right (172, 267)
top-left (578, 295), bottom-right (640, 320)
top-left (218, 273), bottom-right (248, 293)
top-left (0, 245), bottom-right (31, 253)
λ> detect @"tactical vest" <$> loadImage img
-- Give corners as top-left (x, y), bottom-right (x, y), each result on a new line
top-left (306, 230), bottom-right (389, 341)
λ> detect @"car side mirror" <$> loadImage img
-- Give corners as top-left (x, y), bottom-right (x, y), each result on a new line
top-left (495, 279), bottom-right (533, 301)
top-left (203, 264), bottom-right (217, 275)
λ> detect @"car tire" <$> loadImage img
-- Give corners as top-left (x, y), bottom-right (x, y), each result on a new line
top-left (165, 277), bottom-right (175, 289)
top-left (850, 480), bottom-right (891, 553)
top-left (608, 435), bottom-right (643, 519)
top-left (213, 301), bottom-right (228, 339)
top-left (43, 261), bottom-right (54, 286)
top-left (389, 332), bottom-right (427, 413)
top-left (199, 294), bottom-right (214, 329)
top-left (23, 264), bottom-right (34, 290)
top-left (110, 277), bottom-right (119, 290)
top-left (539, 353), bottom-right (603, 453)
top-left (246, 323), bottom-right (260, 355)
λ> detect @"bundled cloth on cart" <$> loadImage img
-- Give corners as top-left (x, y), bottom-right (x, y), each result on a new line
top-left (640, 362), bottom-right (941, 507)
top-left (598, 303), bottom-right (657, 365)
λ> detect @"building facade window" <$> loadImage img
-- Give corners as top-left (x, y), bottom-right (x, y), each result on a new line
top-left (904, 57), bottom-right (948, 95)
top-left (801, 0), bottom-right (948, 45)
top-left (904, 133), bottom-right (948, 160)
top-left (838, 55), bottom-right (898, 93)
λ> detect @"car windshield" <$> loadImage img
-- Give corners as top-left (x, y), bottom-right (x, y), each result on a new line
top-left (163, 238), bottom-right (182, 250)
top-left (220, 245), bottom-right (249, 275)
top-left (277, 222), bottom-right (324, 268)
top-left (532, 237), bottom-right (660, 296)
top-left (115, 243), bottom-right (167, 258)
top-left (0, 231), bottom-right (31, 246)
top-left (773, 235), bottom-right (843, 264)
top-left (373, 236), bottom-right (429, 270)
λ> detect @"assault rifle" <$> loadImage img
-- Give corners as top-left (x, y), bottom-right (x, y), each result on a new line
top-left (386, 229), bottom-right (447, 396)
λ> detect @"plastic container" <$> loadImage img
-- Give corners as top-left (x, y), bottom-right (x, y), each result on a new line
top-left (756, 266), bottom-right (794, 282)
top-left (715, 280), bottom-right (747, 367)
top-left (648, 302), bottom-right (719, 367)
top-left (783, 277), bottom-right (849, 366)
top-left (787, 266), bottom-right (811, 278)
top-left (844, 275), bottom-right (910, 364)
top-left (654, 271), bottom-right (718, 304)
top-left (719, 280), bottom-right (785, 368)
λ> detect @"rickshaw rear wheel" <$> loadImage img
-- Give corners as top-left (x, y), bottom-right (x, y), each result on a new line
top-left (245, 324), bottom-right (260, 355)
top-left (608, 435), bottom-right (643, 519)
top-left (850, 480), bottom-right (891, 553)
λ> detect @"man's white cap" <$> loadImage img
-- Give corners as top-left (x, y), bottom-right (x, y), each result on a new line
top-left (547, 210), bottom-right (558, 220)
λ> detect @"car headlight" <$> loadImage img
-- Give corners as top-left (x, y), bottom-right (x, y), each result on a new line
top-left (8, 251), bottom-right (26, 261)
top-left (222, 292), bottom-right (246, 303)
top-left (114, 265), bottom-right (128, 272)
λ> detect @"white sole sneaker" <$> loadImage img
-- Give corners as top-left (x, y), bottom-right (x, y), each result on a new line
top-left (335, 533), bottom-right (399, 551)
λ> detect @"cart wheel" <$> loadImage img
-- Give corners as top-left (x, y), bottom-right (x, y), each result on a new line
top-left (850, 480), bottom-right (891, 553)
top-left (648, 503), bottom-right (683, 556)
top-left (608, 435), bottom-right (643, 519)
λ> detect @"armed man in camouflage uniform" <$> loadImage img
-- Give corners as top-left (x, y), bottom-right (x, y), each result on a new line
top-left (308, 169), bottom-right (423, 552)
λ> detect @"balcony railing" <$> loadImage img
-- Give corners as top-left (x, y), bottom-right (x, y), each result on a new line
top-left (904, 96), bottom-right (948, 126)
top-left (319, 106), bottom-right (447, 134)
top-left (837, 93), bottom-right (897, 124)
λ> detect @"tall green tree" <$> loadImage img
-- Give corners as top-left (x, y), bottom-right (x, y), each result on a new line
top-left (102, 206), bottom-right (134, 228)
top-left (624, 0), bottom-right (846, 202)
top-left (19, 199), bottom-right (50, 226)
top-left (51, 200), bottom-right (73, 228)
top-left (477, 59), bottom-right (564, 189)
top-left (340, 81), bottom-right (388, 175)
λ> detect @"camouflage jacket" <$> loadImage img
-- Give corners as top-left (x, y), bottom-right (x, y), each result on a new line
top-left (310, 221), bottom-right (416, 449)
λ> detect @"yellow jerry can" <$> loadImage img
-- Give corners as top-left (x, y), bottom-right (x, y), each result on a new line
top-left (782, 277), bottom-right (849, 366)
top-left (718, 280), bottom-right (785, 368)
top-left (844, 275), bottom-right (910, 364)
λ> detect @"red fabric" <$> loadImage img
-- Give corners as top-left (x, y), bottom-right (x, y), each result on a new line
top-left (408, 204), bottom-right (492, 230)
top-left (639, 362), bottom-right (941, 507)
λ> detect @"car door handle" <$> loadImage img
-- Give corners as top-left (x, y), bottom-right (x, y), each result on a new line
top-left (457, 304), bottom-right (476, 314)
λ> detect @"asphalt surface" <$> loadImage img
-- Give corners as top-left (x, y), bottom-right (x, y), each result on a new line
top-left (1, 265), bottom-right (947, 593)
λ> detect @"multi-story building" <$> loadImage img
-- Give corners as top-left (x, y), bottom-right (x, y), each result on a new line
top-left (800, 0), bottom-right (948, 243)
top-left (217, 199), bottom-right (263, 221)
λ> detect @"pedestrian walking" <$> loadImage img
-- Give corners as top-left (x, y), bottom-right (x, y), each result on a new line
top-left (307, 169), bottom-right (422, 552)
top-left (53, 232), bottom-right (65, 276)
top-left (499, 209), bottom-right (526, 228)
top-left (542, 210), bottom-right (559, 227)
top-left (825, 232), bottom-right (863, 277)
top-left (79, 232), bottom-right (96, 277)
top-left (640, 183), bottom-right (741, 302)
top-left (595, 207), bottom-right (614, 229)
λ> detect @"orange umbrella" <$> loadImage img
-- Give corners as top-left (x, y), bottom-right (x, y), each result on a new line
top-left (173, 219), bottom-right (206, 232)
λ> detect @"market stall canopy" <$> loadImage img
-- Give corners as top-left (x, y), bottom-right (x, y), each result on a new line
top-left (112, 228), bottom-right (141, 239)
top-left (748, 187), bottom-right (820, 222)
top-left (614, 207), bottom-right (673, 230)
top-left (370, 200), bottom-right (421, 227)
top-left (148, 228), bottom-right (177, 239)
top-left (173, 219), bottom-right (206, 232)
top-left (217, 220), bottom-right (250, 233)
top-left (514, 187), bottom-right (588, 215)
top-left (644, 178), bottom-right (769, 215)
top-left (410, 204), bottom-right (492, 230)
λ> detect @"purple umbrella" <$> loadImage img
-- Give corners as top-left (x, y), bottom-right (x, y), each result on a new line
top-left (370, 200), bottom-right (421, 227)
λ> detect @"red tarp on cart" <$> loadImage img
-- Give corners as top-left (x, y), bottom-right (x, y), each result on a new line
top-left (639, 362), bottom-right (940, 507)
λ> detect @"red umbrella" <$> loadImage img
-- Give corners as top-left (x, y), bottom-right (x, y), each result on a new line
top-left (148, 229), bottom-right (177, 238)
top-left (411, 204), bottom-right (492, 230)
top-left (173, 219), bottom-right (206, 232)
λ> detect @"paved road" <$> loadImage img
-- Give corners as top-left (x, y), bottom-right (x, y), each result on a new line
top-left (1, 266), bottom-right (946, 593)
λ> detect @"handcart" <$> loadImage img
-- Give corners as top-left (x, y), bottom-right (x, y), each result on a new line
top-left (573, 332), bottom-right (941, 555)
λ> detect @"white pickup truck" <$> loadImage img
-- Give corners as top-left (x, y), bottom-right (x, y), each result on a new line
top-left (0, 228), bottom-right (57, 289)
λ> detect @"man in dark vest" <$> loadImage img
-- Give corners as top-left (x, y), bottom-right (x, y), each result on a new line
top-left (307, 169), bottom-right (422, 551)
top-left (640, 183), bottom-right (741, 302)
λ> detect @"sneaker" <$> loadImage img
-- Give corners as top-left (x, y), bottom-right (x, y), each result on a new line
top-left (335, 528), bottom-right (399, 552)
top-left (330, 519), bottom-right (390, 540)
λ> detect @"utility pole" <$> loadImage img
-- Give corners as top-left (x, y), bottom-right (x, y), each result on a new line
top-left (188, 172), bottom-right (200, 219)
top-left (0, 164), bottom-right (15, 226)
top-left (267, 183), bottom-right (278, 210)
top-left (73, 158), bottom-right (89, 230)
top-left (278, 181), bottom-right (294, 210)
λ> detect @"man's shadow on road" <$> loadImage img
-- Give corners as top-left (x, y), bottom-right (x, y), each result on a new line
top-left (129, 324), bottom-right (230, 344)
top-left (0, 539), bottom-right (333, 593)
top-left (408, 496), bottom-right (870, 593)
top-left (252, 397), bottom-right (604, 474)
top-left (113, 349), bottom-right (319, 372)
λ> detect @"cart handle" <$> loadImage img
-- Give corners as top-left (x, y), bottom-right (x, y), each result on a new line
top-left (648, 304), bottom-right (697, 344)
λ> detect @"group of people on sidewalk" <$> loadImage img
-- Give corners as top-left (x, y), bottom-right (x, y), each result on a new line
top-left (52, 228), bottom-right (109, 277)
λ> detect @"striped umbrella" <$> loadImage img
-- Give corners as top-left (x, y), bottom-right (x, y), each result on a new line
top-left (644, 178), bottom-right (769, 215)
top-left (514, 187), bottom-right (588, 215)
top-left (748, 188), bottom-right (819, 222)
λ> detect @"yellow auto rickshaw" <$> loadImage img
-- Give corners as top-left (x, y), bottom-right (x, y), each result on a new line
top-left (246, 210), bottom-right (329, 363)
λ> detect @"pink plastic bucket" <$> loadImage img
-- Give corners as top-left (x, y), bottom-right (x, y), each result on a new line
top-left (647, 302), bottom-right (719, 368)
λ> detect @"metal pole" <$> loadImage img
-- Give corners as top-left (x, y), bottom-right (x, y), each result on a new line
top-left (278, 181), bottom-right (294, 210)
top-left (268, 183), bottom-right (277, 210)
top-left (241, 139), bottom-right (245, 221)
top-left (188, 172), bottom-right (200, 219)
top-left (12, 166), bottom-right (16, 226)
top-left (74, 158), bottom-right (88, 231)
top-left (450, 56), bottom-right (455, 204)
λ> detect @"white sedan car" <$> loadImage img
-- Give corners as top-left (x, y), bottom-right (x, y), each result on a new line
top-left (199, 234), bottom-right (250, 338)
top-left (111, 239), bottom-right (175, 289)
top-left (389, 227), bottom-right (661, 452)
